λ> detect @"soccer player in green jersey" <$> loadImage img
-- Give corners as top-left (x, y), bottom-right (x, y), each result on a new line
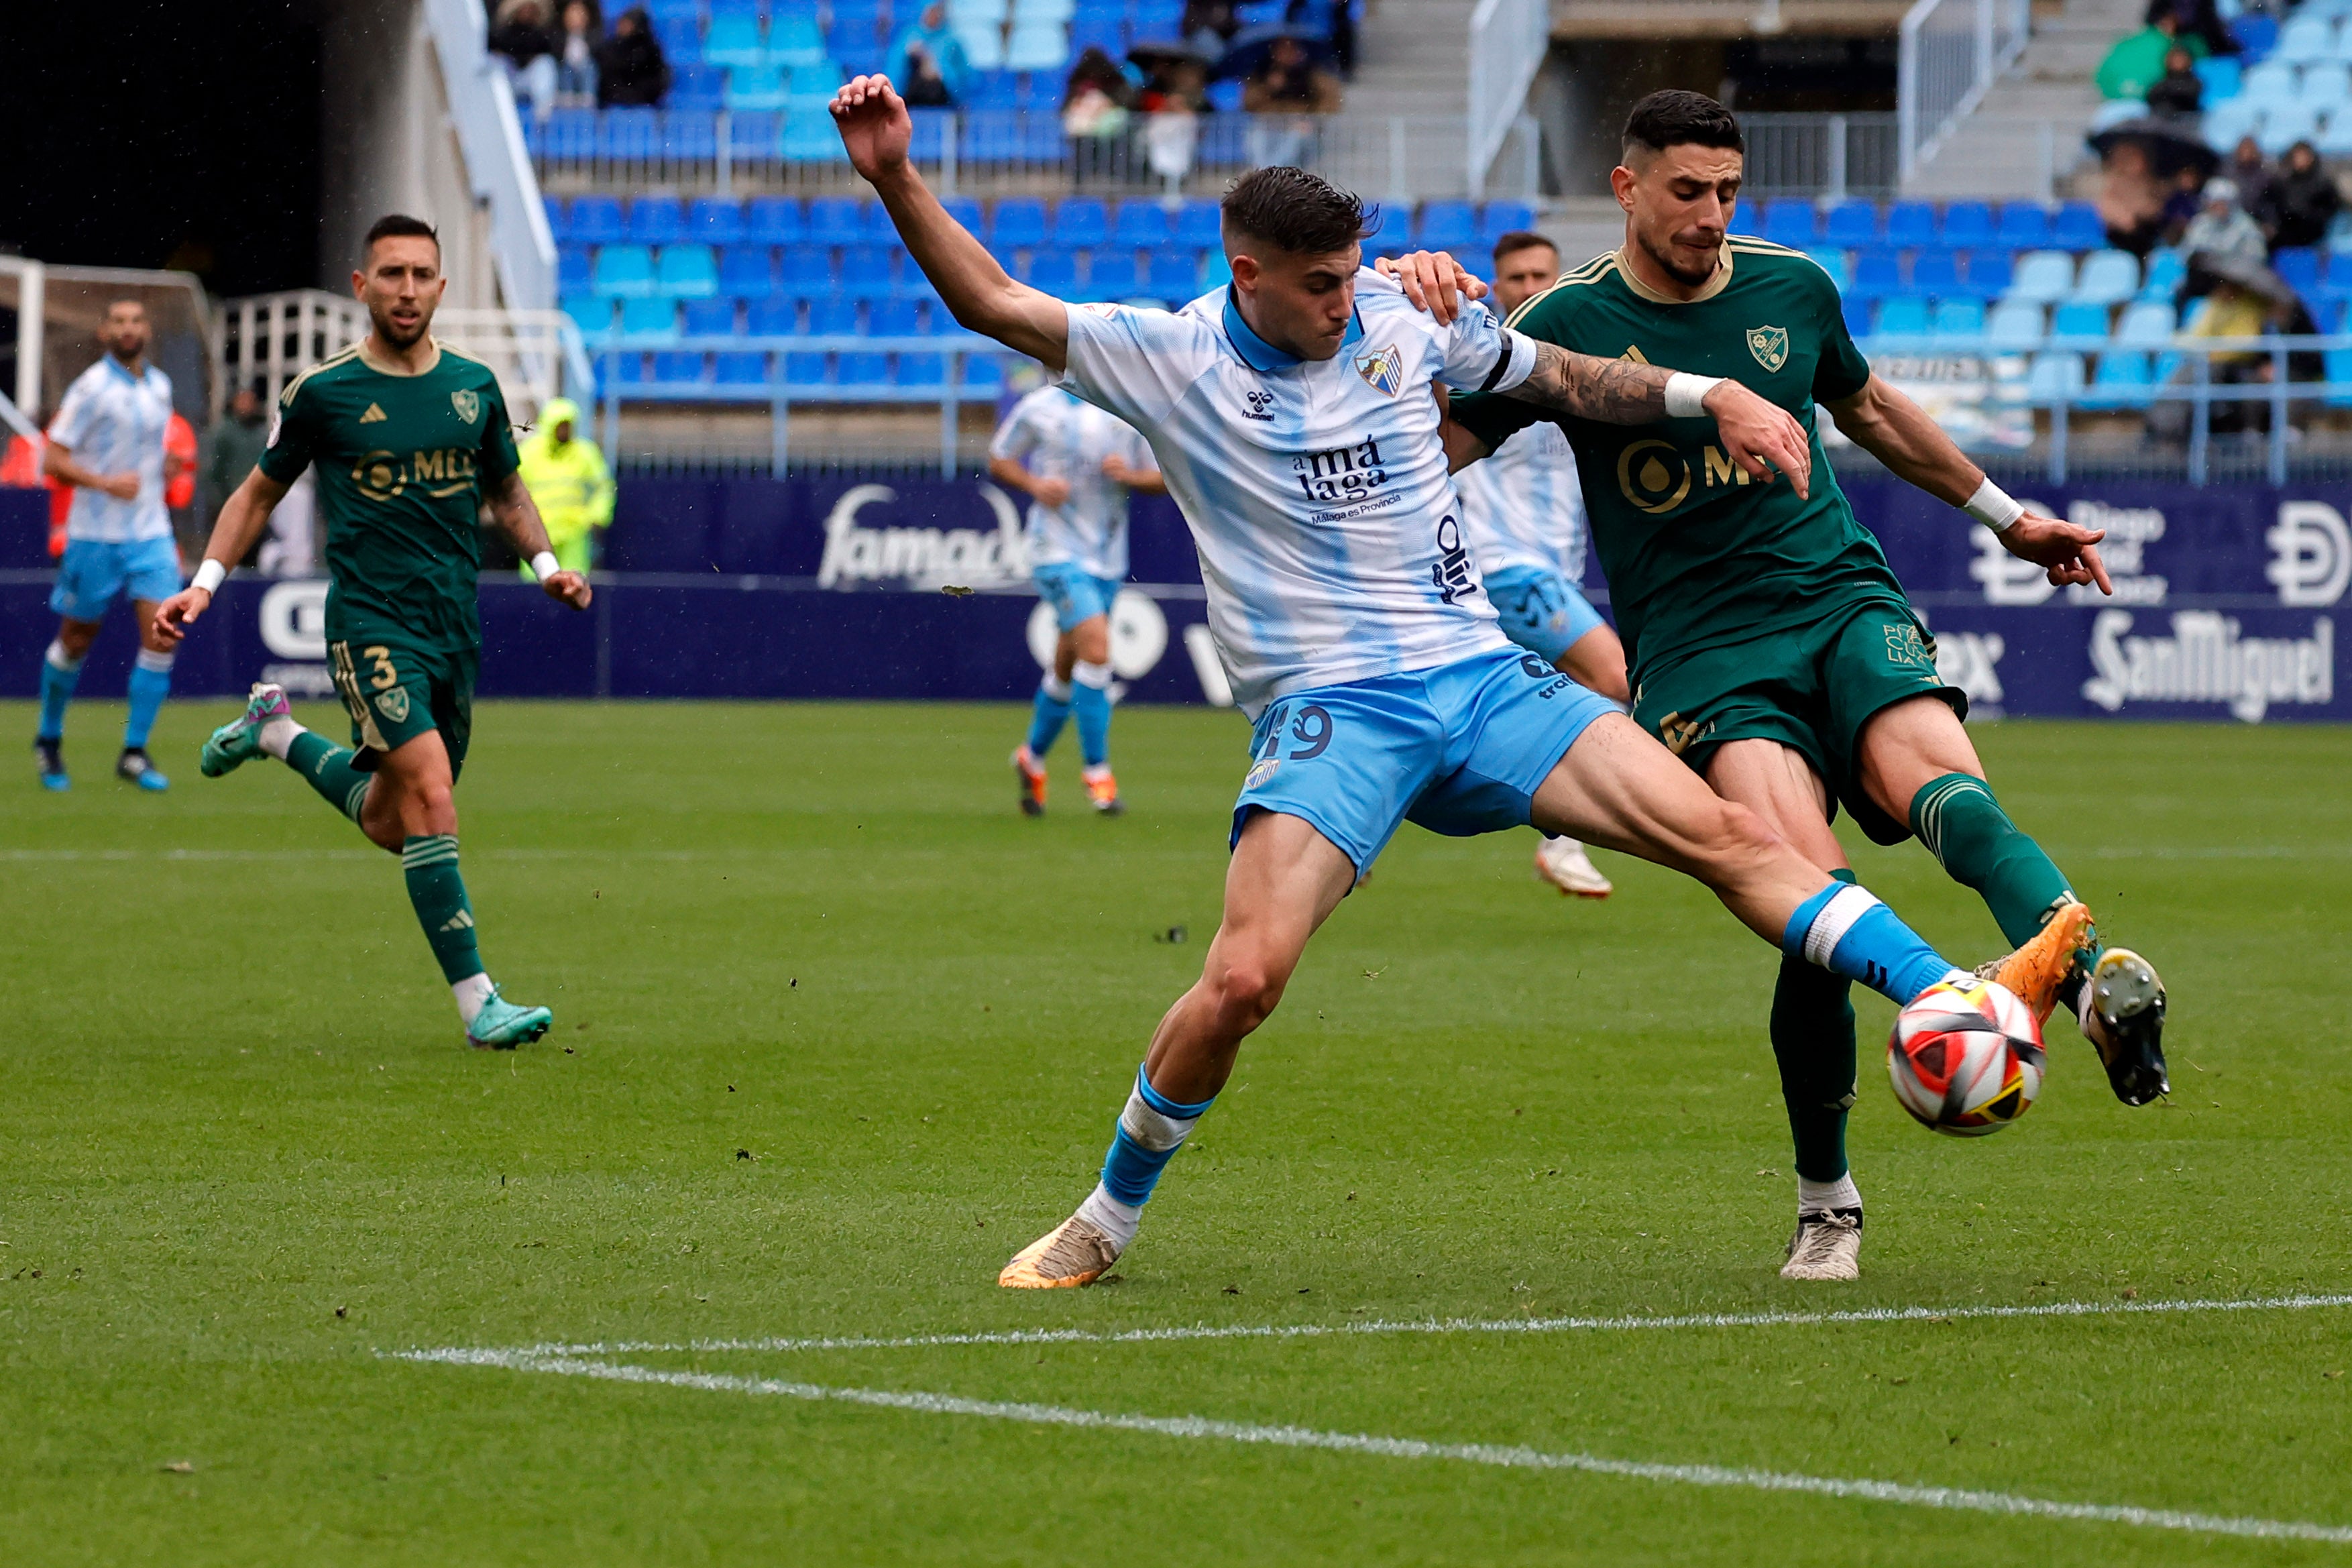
top-left (1394, 91), bottom-right (2168, 1280)
top-left (151, 215), bottom-right (592, 1050)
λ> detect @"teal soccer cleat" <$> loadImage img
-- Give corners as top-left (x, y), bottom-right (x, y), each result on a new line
top-left (34, 738), bottom-right (68, 791)
top-left (467, 987), bottom-right (553, 1050)
top-left (201, 683), bottom-right (290, 777)
top-left (117, 748), bottom-right (170, 791)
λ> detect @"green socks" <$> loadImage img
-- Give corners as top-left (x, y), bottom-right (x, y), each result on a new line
top-left (1909, 772), bottom-right (2080, 950)
top-left (1772, 867), bottom-right (1858, 1181)
top-left (285, 732), bottom-right (378, 826)
top-left (401, 835), bottom-right (485, 984)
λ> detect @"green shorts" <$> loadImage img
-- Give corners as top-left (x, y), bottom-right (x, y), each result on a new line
top-left (1630, 598), bottom-right (1962, 845)
top-left (327, 637), bottom-right (477, 780)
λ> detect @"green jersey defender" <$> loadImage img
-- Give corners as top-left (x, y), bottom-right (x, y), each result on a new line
top-left (152, 213), bottom-right (592, 1050)
top-left (1429, 90), bottom-right (2168, 1280)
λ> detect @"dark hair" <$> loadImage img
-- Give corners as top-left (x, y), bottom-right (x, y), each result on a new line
top-left (103, 296), bottom-right (148, 317)
top-left (363, 213), bottom-right (441, 258)
top-left (1221, 166), bottom-right (1376, 256)
top-left (1622, 90), bottom-right (1745, 160)
top-left (1490, 230), bottom-right (1558, 266)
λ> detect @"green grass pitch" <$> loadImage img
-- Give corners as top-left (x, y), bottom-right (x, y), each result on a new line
top-left (5, 697), bottom-right (2351, 1565)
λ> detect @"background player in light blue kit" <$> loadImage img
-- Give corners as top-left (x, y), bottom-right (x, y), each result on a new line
top-left (32, 298), bottom-right (186, 793)
top-left (1452, 231), bottom-right (1630, 899)
top-left (988, 384), bottom-right (1163, 816)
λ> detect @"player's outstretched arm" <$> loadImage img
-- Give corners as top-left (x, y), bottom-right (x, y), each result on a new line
top-left (1825, 374), bottom-right (2111, 592)
top-left (987, 454), bottom-right (1070, 508)
top-left (487, 469), bottom-right (592, 608)
top-left (42, 440), bottom-right (140, 501)
top-left (150, 467), bottom-right (290, 645)
top-left (832, 74), bottom-right (1069, 372)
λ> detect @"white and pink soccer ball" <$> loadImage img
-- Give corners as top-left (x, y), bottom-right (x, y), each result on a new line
top-left (1888, 977), bottom-right (2046, 1136)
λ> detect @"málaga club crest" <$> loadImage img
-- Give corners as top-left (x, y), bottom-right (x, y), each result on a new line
top-left (1354, 343), bottom-right (1404, 397)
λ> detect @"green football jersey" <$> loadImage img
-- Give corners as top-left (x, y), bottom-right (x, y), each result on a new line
top-left (1452, 239), bottom-right (1902, 677)
top-left (258, 339), bottom-right (520, 653)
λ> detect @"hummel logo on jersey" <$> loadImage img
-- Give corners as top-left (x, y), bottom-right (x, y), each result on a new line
top-left (1429, 513), bottom-right (1475, 605)
top-left (359, 402), bottom-right (388, 423)
top-left (438, 910), bottom-right (475, 933)
top-left (1241, 389), bottom-right (1275, 422)
top-left (1353, 343), bottom-right (1404, 397)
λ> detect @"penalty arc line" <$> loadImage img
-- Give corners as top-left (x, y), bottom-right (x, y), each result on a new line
top-left (394, 1349), bottom-right (2352, 1547)
top-left (506, 1288), bottom-right (2352, 1359)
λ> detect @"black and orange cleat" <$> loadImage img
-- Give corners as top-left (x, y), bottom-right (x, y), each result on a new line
top-left (1011, 744), bottom-right (1048, 816)
top-left (2076, 948), bottom-right (2169, 1107)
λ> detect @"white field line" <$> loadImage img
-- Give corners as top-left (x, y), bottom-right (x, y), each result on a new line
top-left (506, 1289), bottom-right (2352, 1359)
top-left (394, 1348), bottom-right (2352, 1545)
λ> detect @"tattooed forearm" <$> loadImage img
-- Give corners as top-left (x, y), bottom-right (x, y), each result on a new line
top-left (1505, 340), bottom-right (1671, 425)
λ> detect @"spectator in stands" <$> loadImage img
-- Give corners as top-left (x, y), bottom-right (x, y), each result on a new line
top-left (1136, 50), bottom-right (1211, 182)
top-left (490, 0), bottom-right (560, 113)
top-left (1180, 0), bottom-right (1242, 64)
top-left (2153, 0), bottom-right (2237, 59)
top-left (887, 3), bottom-right (969, 108)
top-left (2153, 263), bottom-right (2285, 439)
top-left (200, 386), bottom-right (269, 538)
top-left (2255, 141), bottom-right (2342, 253)
top-left (2227, 136), bottom-right (2272, 214)
top-left (516, 398), bottom-right (614, 575)
top-left (2160, 162), bottom-right (2206, 245)
top-left (553, 1), bottom-right (600, 107)
top-left (2181, 178), bottom-right (2266, 269)
top-left (2096, 9), bottom-right (2198, 101)
top-left (596, 7), bottom-right (670, 107)
top-left (1243, 36), bottom-right (1343, 169)
top-left (1062, 47), bottom-right (1134, 139)
top-left (2143, 45), bottom-right (2203, 116)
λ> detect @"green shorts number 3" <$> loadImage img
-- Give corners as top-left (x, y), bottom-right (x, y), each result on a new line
top-left (329, 639), bottom-right (477, 779)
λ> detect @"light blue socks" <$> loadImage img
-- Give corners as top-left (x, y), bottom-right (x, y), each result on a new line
top-left (1026, 671), bottom-right (1073, 757)
top-left (1071, 660), bottom-right (1113, 768)
top-left (123, 649), bottom-right (173, 749)
top-left (37, 639), bottom-right (83, 741)
top-left (1782, 880), bottom-right (1961, 1005)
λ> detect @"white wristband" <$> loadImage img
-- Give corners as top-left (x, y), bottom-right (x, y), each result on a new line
top-left (1664, 372), bottom-right (1722, 419)
top-left (528, 551), bottom-right (562, 583)
top-left (191, 559), bottom-right (227, 594)
top-left (1961, 477), bottom-right (2025, 533)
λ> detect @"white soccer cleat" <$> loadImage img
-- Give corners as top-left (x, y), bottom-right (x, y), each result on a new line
top-left (1534, 836), bottom-right (1613, 899)
top-left (1781, 1211), bottom-right (1862, 1280)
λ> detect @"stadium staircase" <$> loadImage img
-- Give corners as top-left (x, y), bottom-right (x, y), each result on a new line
top-left (1903, 0), bottom-right (2141, 200)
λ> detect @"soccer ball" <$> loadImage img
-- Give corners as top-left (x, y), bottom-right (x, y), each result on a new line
top-left (1887, 977), bottom-right (2046, 1137)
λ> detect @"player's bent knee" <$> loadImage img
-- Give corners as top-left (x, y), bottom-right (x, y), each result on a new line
top-left (1209, 956), bottom-right (1289, 1033)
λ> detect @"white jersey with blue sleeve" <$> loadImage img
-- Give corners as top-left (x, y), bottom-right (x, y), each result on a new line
top-left (987, 385), bottom-right (1156, 580)
top-left (1453, 420), bottom-right (1588, 581)
top-left (48, 355), bottom-right (175, 545)
top-left (1051, 268), bottom-right (1538, 716)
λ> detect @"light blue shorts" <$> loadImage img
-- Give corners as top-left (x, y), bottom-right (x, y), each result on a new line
top-left (1231, 645), bottom-right (1618, 875)
top-left (1483, 565), bottom-right (1607, 667)
top-left (51, 535), bottom-right (184, 621)
top-left (1034, 562), bottom-right (1122, 632)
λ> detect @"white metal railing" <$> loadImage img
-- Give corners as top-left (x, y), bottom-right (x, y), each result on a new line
top-left (1898, 0), bottom-right (2032, 181)
top-left (423, 0), bottom-right (559, 313)
top-left (1467, 0), bottom-right (1549, 197)
top-left (1740, 114), bottom-right (1902, 200)
top-left (530, 110), bottom-right (1542, 203)
top-left (215, 290), bottom-right (594, 424)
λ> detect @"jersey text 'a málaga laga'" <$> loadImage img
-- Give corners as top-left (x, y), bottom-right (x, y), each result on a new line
top-left (258, 339), bottom-right (520, 653)
top-left (1054, 269), bottom-right (1537, 716)
top-left (1451, 239), bottom-right (1903, 679)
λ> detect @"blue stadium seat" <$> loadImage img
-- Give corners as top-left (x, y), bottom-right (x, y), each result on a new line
top-left (941, 196), bottom-right (985, 235)
top-left (544, 195), bottom-right (569, 240)
top-left (991, 197), bottom-right (1049, 248)
top-left (671, 63), bottom-right (728, 111)
top-left (2050, 300), bottom-right (2110, 339)
top-left (704, 13), bottom-right (765, 67)
top-left (2232, 11), bottom-right (2278, 58)
top-left (1805, 248), bottom-right (1852, 290)
top-left (1477, 201), bottom-right (1536, 243)
top-left (719, 245), bottom-right (775, 298)
top-left (2068, 247), bottom-right (2141, 306)
top-left (2196, 54), bottom-right (2242, 101)
top-left (803, 296), bottom-right (860, 335)
top-left (746, 197), bottom-right (804, 245)
top-left (653, 350), bottom-right (708, 384)
top-left (653, 15), bottom-right (703, 66)
top-left (1995, 203), bottom-right (2053, 250)
top-left (852, 201), bottom-right (899, 241)
top-left (1874, 295), bottom-right (1931, 335)
top-left (1910, 249), bottom-right (1965, 300)
top-left (1883, 201), bottom-right (1938, 248)
top-left (1414, 201), bottom-right (1477, 251)
top-left (869, 298), bottom-right (926, 337)
top-left (602, 107), bottom-right (661, 162)
top-left (1848, 247), bottom-right (1904, 301)
top-left (895, 351), bottom-right (948, 387)
top-left (714, 350), bottom-right (771, 386)
top-left (1941, 201), bottom-right (1995, 248)
top-left (781, 244), bottom-right (835, 294)
top-left (2276, 13), bottom-right (2338, 62)
top-left (2083, 350), bottom-right (2154, 408)
top-left (606, 352), bottom-right (649, 385)
top-left (1762, 200), bottom-right (1820, 247)
top-left (1113, 203), bottom-right (1172, 248)
top-left (2114, 300), bottom-right (2176, 344)
top-left (661, 115), bottom-right (714, 165)
top-left (838, 351), bottom-right (891, 386)
top-left (1930, 298), bottom-right (1986, 344)
top-left (593, 244), bottom-right (657, 297)
top-left (785, 351), bottom-right (830, 388)
top-left (804, 198), bottom-right (865, 247)
top-left (2259, 102), bottom-right (2324, 154)
top-left (1822, 200), bottom-right (1878, 247)
top-left (1841, 296), bottom-right (1872, 338)
top-left (629, 197), bottom-right (686, 246)
top-left (781, 102), bottom-right (848, 160)
top-left (689, 199), bottom-right (746, 245)
top-left (2274, 246), bottom-right (2322, 294)
top-left (2054, 202), bottom-right (2105, 250)
top-left (960, 353), bottom-right (1003, 392)
top-left (768, 11), bottom-right (830, 65)
top-left (1985, 300), bottom-right (2046, 348)
top-left (1174, 201), bottom-right (1223, 247)
top-left (748, 296), bottom-right (800, 335)
top-left (2007, 250), bottom-right (2076, 305)
top-left (2027, 351), bottom-right (2086, 402)
top-left (656, 244), bottom-right (720, 297)
top-left (563, 294), bottom-right (615, 334)
top-left (1088, 251), bottom-right (1143, 301)
top-left (1051, 198), bottom-right (1110, 247)
top-left (838, 245), bottom-right (898, 298)
top-left (541, 107), bottom-right (600, 162)
top-left (1149, 249), bottom-right (1202, 299)
top-left (726, 109), bottom-right (781, 164)
top-left (619, 296), bottom-right (681, 339)
top-left (681, 296), bottom-right (737, 335)
top-left (559, 244), bottom-right (593, 293)
top-left (571, 194), bottom-right (627, 245)
top-left (1967, 249), bottom-right (2015, 298)
top-left (1023, 249), bottom-right (1081, 292)
top-left (1005, 19), bottom-right (1070, 70)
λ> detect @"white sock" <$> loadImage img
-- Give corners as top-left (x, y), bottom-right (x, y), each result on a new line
top-left (45, 638), bottom-right (86, 673)
top-left (1039, 671), bottom-right (1072, 702)
top-left (260, 717), bottom-right (303, 761)
top-left (1072, 659), bottom-right (1114, 690)
top-left (1076, 1182), bottom-right (1141, 1251)
top-left (1798, 1172), bottom-right (1862, 1215)
top-left (451, 972), bottom-right (496, 1026)
top-left (1082, 763), bottom-right (1113, 784)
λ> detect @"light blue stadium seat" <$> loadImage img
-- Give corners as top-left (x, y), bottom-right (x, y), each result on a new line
top-left (2083, 350), bottom-right (2155, 408)
top-left (2070, 248), bottom-right (2140, 306)
top-left (2115, 300), bottom-right (2177, 343)
top-left (2276, 13), bottom-right (2339, 62)
top-left (689, 198), bottom-right (746, 245)
top-left (2027, 351), bottom-right (2086, 401)
top-left (2054, 202), bottom-right (2106, 250)
top-left (1986, 300), bottom-right (2046, 347)
top-left (786, 60), bottom-right (842, 97)
top-left (1804, 248), bottom-right (1852, 290)
top-left (2202, 99), bottom-right (2263, 148)
top-left (747, 197), bottom-right (803, 245)
top-left (1052, 197), bottom-right (1110, 247)
top-left (1113, 203), bottom-right (1170, 248)
top-left (1874, 296), bottom-right (1931, 335)
top-left (2007, 249), bottom-right (2076, 305)
top-left (1017, 0), bottom-right (1076, 19)
top-left (2241, 60), bottom-right (2299, 104)
top-left (2051, 300), bottom-right (2111, 339)
top-left (782, 103), bottom-right (847, 160)
top-left (2327, 346), bottom-right (2352, 408)
top-left (747, 296), bottom-right (799, 334)
top-left (1414, 201), bottom-right (1478, 251)
top-left (1885, 201), bottom-right (1938, 247)
top-left (628, 196), bottom-right (685, 245)
top-left (2300, 62), bottom-right (2352, 104)
top-left (991, 197), bottom-right (1049, 248)
top-left (768, 13), bottom-right (829, 65)
top-left (592, 244), bottom-right (657, 297)
top-left (728, 64), bottom-right (789, 110)
top-left (2261, 102), bottom-right (2324, 152)
top-left (1478, 201), bottom-right (1537, 243)
top-left (1822, 201), bottom-right (1877, 247)
top-left (956, 20), bottom-right (1006, 67)
top-left (714, 351), bottom-right (769, 386)
top-left (1005, 19), bottom-right (1070, 69)
top-left (563, 294), bottom-right (614, 333)
top-left (1941, 201), bottom-right (1995, 248)
top-left (619, 296), bottom-right (681, 340)
top-left (656, 244), bottom-right (720, 298)
top-left (1931, 298), bottom-right (1986, 343)
top-left (2196, 55), bottom-right (2241, 99)
top-left (2319, 107), bottom-right (2352, 155)
top-left (681, 296), bottom-right (736, 334)
top-left (952, 0), bottom-right (1010, 23)
top-left (1149, 249), bottom-right (1202, 299)
top-left (704, 13), bottom-right (766, 67)
top-left (2090, 98), bottom-right (2147, 132)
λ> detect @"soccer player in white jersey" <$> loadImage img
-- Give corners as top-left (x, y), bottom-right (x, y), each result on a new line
top-left (988, 384), bottom-right (1164, 816)
top-left (1454, 231), bottom-right (1630, 899)
top-left (829, 74), bottom-right (2083, 1288)
top-left (33, 299), bottom-right (185, 793)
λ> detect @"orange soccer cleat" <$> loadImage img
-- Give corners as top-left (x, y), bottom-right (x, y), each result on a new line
top-left (1011, 745), bottom-right (1048, 816)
